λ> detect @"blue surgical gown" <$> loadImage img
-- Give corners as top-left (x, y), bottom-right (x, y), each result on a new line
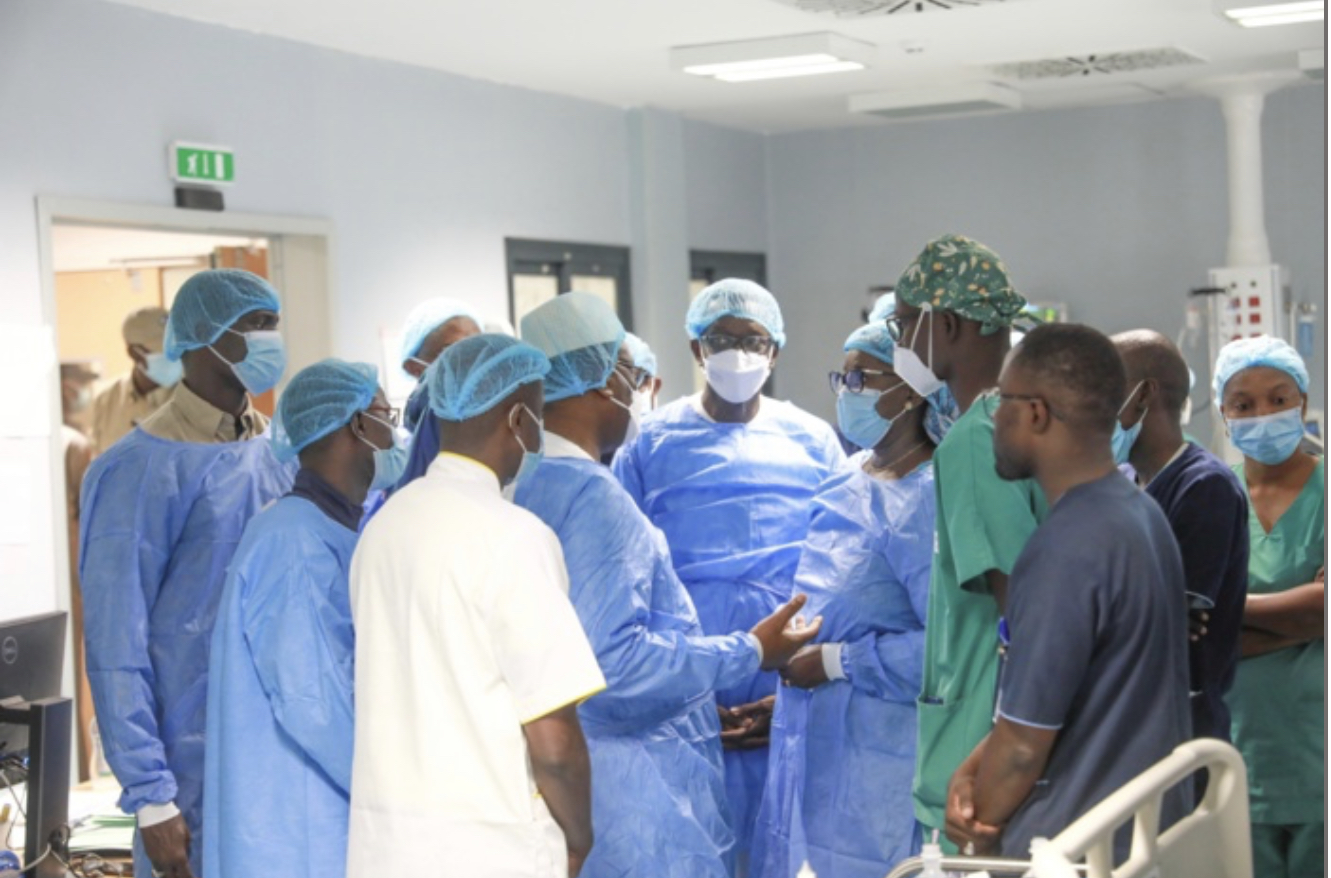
top-left (612, 396), bottom-right (845, 859)
top-left (752, 458), bottom-right (934, 878)
top-left (79, 429), bottom-right (293, 878)
top-left (202, 495), bottom-right (357, 878)
top-left (515, 453), bottom-right (763, 878)
top-left (395, 380), bottom-right (440, 493)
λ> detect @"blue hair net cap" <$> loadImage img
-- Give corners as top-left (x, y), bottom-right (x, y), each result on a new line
top-left (429, 333), bottom-right (550, 421)
top-left (849, 294), bottom-right (899, 362)
top-left (1213, 334), bottom-right (1310, 406)
top-left (164, 269), bottom-right (281, 361)
top-left (867, 292), bottom-right (896, 324)
top-left (686, 278), bottom-right (787, 348)
top-left (398, 298), bottom-right (483, 366)
top-left (271, 359), bottom-right (379, 463)
top-left (624, 332), bottom-right (658, 378)
top-left (520, 291), bottom-right (627, 403)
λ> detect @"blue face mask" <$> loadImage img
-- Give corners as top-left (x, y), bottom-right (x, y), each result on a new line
top-left (837, 387), bottom-right (896, 450)
top-left (359, 413), bottom-right (409, 491)
top-left (1111, 381), bottom-right (1147, 465)
top-left (924, 384), bottom-right (959, 445)
top-left (140, 352), bottom-right (183, 388)
top-left (509, 403), bottom-right (544, 491)
top-left (211, 329), bottom-right (287, 394)
top-left (1228, 406), bottom-right (1305, 466)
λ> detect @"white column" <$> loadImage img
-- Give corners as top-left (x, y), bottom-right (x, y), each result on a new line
top-left (1191, 72), bottom-right (1300, 267)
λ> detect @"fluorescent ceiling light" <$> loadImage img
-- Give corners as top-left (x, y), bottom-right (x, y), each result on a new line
top-left (672, 33), bottom-right (873, 83)
top-left (683, 54), bottom-right (840, 76)
top-left (1220, 1), bottom-right (1324, 26)
top-left (716, 61), bottom-right (866, 82)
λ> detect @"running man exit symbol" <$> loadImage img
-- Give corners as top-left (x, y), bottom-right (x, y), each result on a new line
top-left (169, 141), bottom-right (235, 186)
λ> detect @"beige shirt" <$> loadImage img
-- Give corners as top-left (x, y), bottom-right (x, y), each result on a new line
top-left (138, 381), bottom-right (268, 444)
top-left (90, 373), bottom-right (174, 455)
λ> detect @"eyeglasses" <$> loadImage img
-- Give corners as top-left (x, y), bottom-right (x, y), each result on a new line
top-left (614, 363), bottom-right (650, 392)
top-left (978, 388), bottom-right (1063, 422)
top-left (700, 333), bottom-right (775, 356)
top-left (828, 368), bottom-right (897, 395)
top-left (364, 406), bottom-right (402, 429)
top-left (883, 312), bottom-right (921, 343)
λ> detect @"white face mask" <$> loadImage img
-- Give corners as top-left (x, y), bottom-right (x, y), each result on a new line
top-left (704, 349), bottom-right (771, 404)
top-left (605, 368), bottom-right (642, 447)
top-left (631, 388), bottom-right (654, 422)
top-left (894, 307), bottom-right (946, 397)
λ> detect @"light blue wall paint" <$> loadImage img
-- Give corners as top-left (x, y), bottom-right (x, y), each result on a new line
top-left (0, 0), bottom-right (633, 361)
top-left (683, 119), bottom-right (770, 255)
top-left (1, 0), bottom-right (1323, 621)
top-left (766, 87), bottom-right (1326, 434)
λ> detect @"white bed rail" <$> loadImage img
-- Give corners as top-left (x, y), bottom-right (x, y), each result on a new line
top-left (883, 739), bottom-right (1251, 878)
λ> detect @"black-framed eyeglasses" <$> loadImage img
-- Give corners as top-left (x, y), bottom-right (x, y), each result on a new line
top-left (614, 363), bottom-right (650, 392)
top-left (978, 388), bottom-right (1063, 421)
top-left (701, 333), bottom-right (774, 356)
top-left (364, 406), bottom-right (402, 429)
top-left (883, 312), bottom-right (921, 343)
top-left (828, 368), bottom-right (896, 395)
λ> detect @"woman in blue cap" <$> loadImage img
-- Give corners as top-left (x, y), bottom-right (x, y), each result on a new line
top-left (1213, 335), bottom-right (1324, 878)
top-left (202, 359), bottom-right (404, 878)
top-left (752, 313), bottom-right (945, 878)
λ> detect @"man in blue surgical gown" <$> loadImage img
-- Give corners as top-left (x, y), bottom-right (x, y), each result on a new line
top-left (79, 270), bottom-right (294, 878)
top-left (613, 280), bottom-right (844, 867)
top-left (203, 359), bottom-right (406, 878)
top-left (516, 292), bottom-right (824, 878)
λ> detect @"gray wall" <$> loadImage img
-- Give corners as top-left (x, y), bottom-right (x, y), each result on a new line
top-left (766, 87), bottom-right (1326, 432)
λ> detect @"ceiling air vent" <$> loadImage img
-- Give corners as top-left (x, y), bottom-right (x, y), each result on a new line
top-left (768, 0), bottom-right (1013, 17)
top-left (991, 48), bottom-right (1204, 80)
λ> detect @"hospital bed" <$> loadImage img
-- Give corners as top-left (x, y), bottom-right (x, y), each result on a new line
top-left (884, 739), bottom-right (1252, 878)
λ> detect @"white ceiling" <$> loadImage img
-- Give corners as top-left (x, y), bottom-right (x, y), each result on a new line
top-left (52, 224), bottom-right (266, 273)
top-left (104, 0), bottom-right (1324, 132)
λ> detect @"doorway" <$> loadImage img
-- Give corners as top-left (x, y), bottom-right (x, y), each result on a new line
top-left (37, 197), bottom-right (334, 783)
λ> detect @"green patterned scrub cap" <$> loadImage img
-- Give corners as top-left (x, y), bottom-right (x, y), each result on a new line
top-left (895, 234), bottom-right (1028, 337)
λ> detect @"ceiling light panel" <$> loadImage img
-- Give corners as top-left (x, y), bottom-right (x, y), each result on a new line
top-left (672, 32), bottom-right (874, 82)
top-left (1216, 0), bottom-right (1325, 27)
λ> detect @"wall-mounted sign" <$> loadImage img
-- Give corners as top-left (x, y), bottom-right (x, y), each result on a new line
top-left (169, 141), bottom-right (235, 186)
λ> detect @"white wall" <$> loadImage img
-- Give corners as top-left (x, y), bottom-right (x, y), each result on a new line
top-left (765, 86), bottom-right (1327, 432)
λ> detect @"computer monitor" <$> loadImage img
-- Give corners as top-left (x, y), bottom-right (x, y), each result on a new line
top-left (0, 612), bottom-right (66, 763)
top-left (0, 611), bottom-right (71, 878)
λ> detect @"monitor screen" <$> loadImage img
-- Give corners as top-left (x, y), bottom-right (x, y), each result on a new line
top-left (0, 612), bottom-right (66, 765)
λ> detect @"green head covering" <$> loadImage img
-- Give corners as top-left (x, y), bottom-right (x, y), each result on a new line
top-left (895, 234), bottom-right (1028, 336)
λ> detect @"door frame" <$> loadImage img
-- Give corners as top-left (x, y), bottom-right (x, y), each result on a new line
top-left (35, 196), bottom-right (335, 751)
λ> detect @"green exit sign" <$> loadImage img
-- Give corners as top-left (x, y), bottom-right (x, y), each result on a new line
top-left (169, 141), bottom-right (235, 186)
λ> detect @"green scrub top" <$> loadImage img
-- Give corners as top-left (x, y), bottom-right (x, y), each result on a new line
top-left (912, 402), bottom-right (1047, 832)
top-left (1230, 456), bottom-right (1325, 826)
